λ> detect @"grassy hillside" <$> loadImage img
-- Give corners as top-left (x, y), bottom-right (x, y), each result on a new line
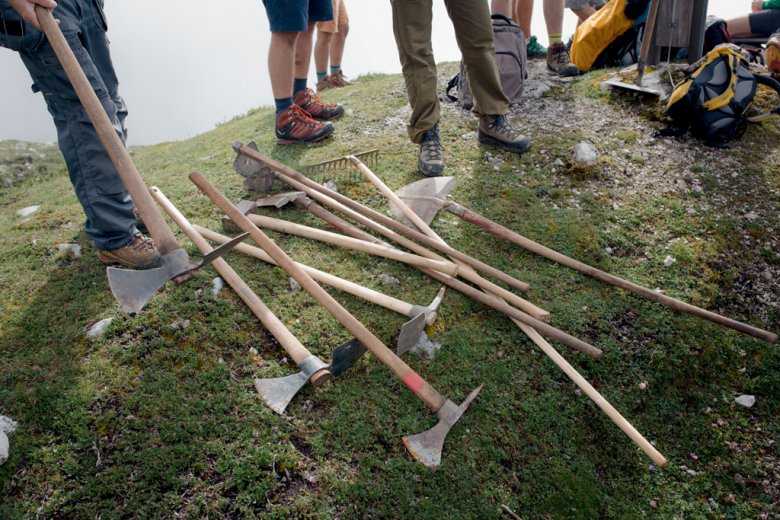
top-left (0, 63), bottom-right (778, 518)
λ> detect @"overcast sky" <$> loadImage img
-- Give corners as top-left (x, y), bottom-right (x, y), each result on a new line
top-left (0, 0), bottom-right (745, 145)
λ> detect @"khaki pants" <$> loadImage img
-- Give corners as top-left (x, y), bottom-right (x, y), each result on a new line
top-left (391, 0), bottom-right (509, 143)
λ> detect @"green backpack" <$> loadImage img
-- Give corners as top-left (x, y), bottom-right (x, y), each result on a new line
top-left (665, 45), bottom-right (780, 147)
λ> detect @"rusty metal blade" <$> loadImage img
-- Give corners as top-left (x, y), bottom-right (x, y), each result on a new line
top-left (195, 232), bottom-right (250, 268)
top-left (390, 176), bottom-right (457, 227)
top-left (256, 192), bottom-right (306, 209)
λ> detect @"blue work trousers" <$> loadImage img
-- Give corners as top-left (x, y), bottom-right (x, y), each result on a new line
top-left (0, 0), bottom-right (135, 250)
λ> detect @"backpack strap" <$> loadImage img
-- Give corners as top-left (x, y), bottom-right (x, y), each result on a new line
top-left (747, 74), bottom-right (780, 121)
top-left (446, 73), bottom-right (460, 102)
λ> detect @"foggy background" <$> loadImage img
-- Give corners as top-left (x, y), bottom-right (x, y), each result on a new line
top-left (0, 0), bottom-right (746, 145)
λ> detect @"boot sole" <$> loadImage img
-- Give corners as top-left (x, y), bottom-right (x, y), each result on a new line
top-left (478, 131), bottom-right (532, 155)
top-left (98, 252), bottom-right (161, 270)
top-left (277, 125), bottom-right (335, 145)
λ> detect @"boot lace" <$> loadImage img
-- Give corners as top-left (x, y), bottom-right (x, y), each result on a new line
top-left (488, 115), bottom-right (519, 139)
top-left (130, 234), bottom-right (157, 252)
top-left (553, 43), bottom-right (571, 66)
top-left (421, 125), bottom-right (442, 161)
top-left (287, 104), bottom-right (318, 128)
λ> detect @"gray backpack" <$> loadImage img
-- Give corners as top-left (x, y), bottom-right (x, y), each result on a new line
top-left (446, 14), bottom-right (527, 109)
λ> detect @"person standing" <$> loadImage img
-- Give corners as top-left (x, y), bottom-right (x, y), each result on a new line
top-left (263, 0), bottom-right (345, 144)
top-left (391, 0), bottom-right (532, 177)
top-left (0, 0), bottom-right (160, 268)
top-left (314, 0), bottom-right (352, 91)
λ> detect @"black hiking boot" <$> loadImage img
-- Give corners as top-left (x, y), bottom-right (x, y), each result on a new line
top-left (418, 124), bottom-right (444, 177)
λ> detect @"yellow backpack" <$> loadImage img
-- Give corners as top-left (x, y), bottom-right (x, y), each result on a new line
top-left (570, 0), bottom-right (635, 72)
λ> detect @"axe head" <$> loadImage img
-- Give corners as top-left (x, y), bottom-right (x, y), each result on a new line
top-left (397, 312), bottom-right (427, 356)
top-left (107, 248), bottom-right (195, 315)
top-left (232, 141), bottom-right (276, 193)
top-left (390, 176), bottom-right (457, 227)
top-left (256, 191), bottom-right (306, 209)
top-left (255, 340), bottom-right (366, 415)
top-left (402, 384), bottom-right (482, 467)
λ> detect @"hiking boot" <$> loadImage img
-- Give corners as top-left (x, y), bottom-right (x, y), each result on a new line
top-left (132, 207), bottom-right (148, 235)
top-left (98, 233), bottom-right (162, 269)
top-left (526, 35), bottom-right (547, 58)
top-left (547, 42), bottom-right (579, 77)
top-left (275, 104), bottom-right (334, 145)
top-left (478, 114), bottom-right (532, 155)
top-left (330, 71), bottom-right (353, 87)
top-left (316, 75), bottom-right (335, 93)
top-left (293, 87), bottom-right (344, 121)
top-left (418, 124), bottom-right (444, 177)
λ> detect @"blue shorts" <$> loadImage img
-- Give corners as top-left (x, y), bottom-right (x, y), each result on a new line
top-left (263, 0), bottom-right (333, 32)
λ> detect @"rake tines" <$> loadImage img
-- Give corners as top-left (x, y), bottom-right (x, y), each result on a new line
top-left (303, 149), bottom-right (379, 184)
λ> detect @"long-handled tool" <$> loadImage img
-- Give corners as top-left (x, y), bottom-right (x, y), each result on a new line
top-left (231, 143), bottom-right (549, 321)
top-left (196, 225), bottom-right (446, 355)
top-left (190, 172), bottom-right (482, 467)
top-left (33, 7), bottom-right (239, 314)
top-left (391, 177), bottom-right (778, 345)
top-left (352, 159), bottom-right (668, 467)
top-left (150, 188), bottom-right (366, 414)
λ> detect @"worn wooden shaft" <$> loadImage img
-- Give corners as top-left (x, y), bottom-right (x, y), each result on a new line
top-left (36, 7), bottom-right (180, 255)
top-left (295, 197), bottom-right (383, 245)
top-left (236, 144), bottom-right (530, 293)
top-left (247, 214), bottom-right (460, 276)
top-left (268, 168), bottom-right (549, 320)
top-left (190, 172), bottom-right (448, 412)
top-left (445, 202), bottom-right (778, 344)
top-left (194, 225), bottom-right (417, 318)
top-left (149, 187), bottom-right (330, 386)
top-left (516, 321), bottom-right (667, 466)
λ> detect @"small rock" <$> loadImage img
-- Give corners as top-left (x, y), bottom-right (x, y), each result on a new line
top-left (663, 255), bottom-right (676, 267)
top-left (745, 211), bottom-right (758, 221)
top-left (16, 205), bottom-right (40, 217)
top-left (211, 277), bottom-right (225, 298)
top-left (639, 381), bottom-right (648, 390)
top-left (31, 239), bottom-right (40, 247)
top-left (571, 142), bottom-right (598, 165)
top-left (553, 158), bottom-right (565, 168)
top-left (380, 273), bottom-right (401, 288)
top-left (171, 319), bottom-right (190, 331)
top-left (289, 277), bottom-right (301, 291)
top-left (218, 357), bottom-right (225, 364)
top-left (249, 347), bottom-right (258, 356)
top-left (461, 131), bottom-right (477, 140)
top-left (86, 318), bottom-right (113, 339)
top-left (649, 499), bottom-right (658, 508)
top-left (0, 416), bottom-right (17, 434)
top-left (322, 180), bottom-right (338, 193)
top-left (57, 243), bottom-right (82, 259)
top-left (0, 416), bottom-right (18, 465)
top-left (686, 469), bottom-right (698, 476)
top-left (410, 332), bottom-right (442, 360)
top-left (575, 388), bottom-right (582, 396)
top-left (734, 395), bottom-right (755, 408)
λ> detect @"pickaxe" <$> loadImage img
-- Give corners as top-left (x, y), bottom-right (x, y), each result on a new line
top-left (190, 172), bottom-right (482, 467)
top-left (150, 187), bottom-right (366, 414)
top-left (351, 157), bottom-right (669, 467)
top-left (196, 225), bottom-right (446, 356)
top-left (391, 177), bottom-right (778, 345)
top-left (34, 7), bottom-right (240, 314)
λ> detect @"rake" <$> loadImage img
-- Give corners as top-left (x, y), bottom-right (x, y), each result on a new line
top-left (302, 149), bottom-right (380, 184)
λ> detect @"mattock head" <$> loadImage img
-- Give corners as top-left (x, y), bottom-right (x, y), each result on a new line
top-left (390, 176), bottom-right (458, 228)
top-left (255, 339), bottom-right (367, 415)
top-left (402, 385), bottom-right (483, 467)
top-left (397, 286), bottom-right (447, 356)
top-left (232, 141), bottom-right (276, 193)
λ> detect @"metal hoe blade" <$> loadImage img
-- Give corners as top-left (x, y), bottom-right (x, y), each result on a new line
top-left (107, 248), bottom-right (194, 315)
top-left (397, 313), bottom-right (427, 356)
top-left (402, 385), bottom-right (483, 467)
top-left (329, 338), bottom-right (367, 377)
top-left (255, 192), bottom-right (306, 209)
top-left (390, 176), bottom-right (458, 227)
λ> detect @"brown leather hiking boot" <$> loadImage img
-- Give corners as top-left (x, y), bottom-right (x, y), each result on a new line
top-left (418, 124), bottom-right (444, 177)
top-left (547, 42), bottom-right (579, 77)
top-left (293, 87), bottom-right (345, 121)
top-left (98, 233), bottom-right (162, 269)
top-left (478, 114), bottom-right (532, 155)
top-left (275, 104), bottom-right (334, 145)
top-left (330, 71), bottom-right (353, 87)
top-left (316, 75), bottom-right (335, 92)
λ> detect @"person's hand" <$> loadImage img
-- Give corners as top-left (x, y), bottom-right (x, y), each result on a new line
top-left (6, 0), bottom-right (57, 30)
top-left (752, 0), bottom-right (763, 12)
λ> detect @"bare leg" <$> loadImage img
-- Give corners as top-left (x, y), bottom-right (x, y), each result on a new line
top-left (330, 20), bottom-right (349, 68)
top-left (491, 0), bottom-right (513, 18)
top-left (725, 15), bottom-right (753, 38)
top-left (294, 22), bottom-right (317, 81)
top-left (571, 5), bottom-right (596, 23)
top-left (268, 32), bottom-right (299, 99)
top-left (514, 0), bottom-right (533, 36)
top-left (543, 0), bottom-right (564, 40)
top-left (314, 29), bottom-right (334, 74)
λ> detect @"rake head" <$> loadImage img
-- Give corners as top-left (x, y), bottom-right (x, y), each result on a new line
top-left (302, 149), bottom-right (379, 184)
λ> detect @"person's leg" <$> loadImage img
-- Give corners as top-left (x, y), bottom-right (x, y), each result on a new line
top-left (726, 15), bottom-right (753, 38)
top-left (268, 31), bottom-right (299, 106)
top-left (492, 0), bottom-right (513, 18)
top-left (566, 0), bottom-right (596, 23)
top-left (544, 0), bottom-right (578, 75)
top-left (329, 0), bottom-right (350, 81)
top-left (314, 28), bottom-right (334, 83)
top-left (390, 0), bottom-right (438, 143)
top-left (571, 6), bottom-right (596, 22)
top-left (293, 22), bottom-right (316, 94)
top-left (445, 0), bottom-right (531, 155)
top-left (543, 0), bottom-right (564, 43)
top-left (514, 0), bottom-right (533, 36)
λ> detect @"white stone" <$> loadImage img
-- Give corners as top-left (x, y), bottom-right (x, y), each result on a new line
top-left (571, 142), bottom-right (598, 165)
top-left (0, 415), bottom-right (18, 466)
top-left (289, 277), bottom-right (301, 291)
top-left (380, 273), bottom-right (401, 288)
top-left (0, 416), bottom-right (17, 434)
top-left (16, 205), bottom-right (40, 217)
top-left (211, 277), bottom-right (225, 297)
top-left (86, 318), bottom-right (113, 339)
top-left (322, 180), bottom-right (338, 193)
top-left (663, 255), bottom-right (676, 267)
top-left (410, 332), bottom-right (442, 360)
top-left (57, 243), bottom-right (82, 259)
top-left (249, 347), bottom-right (258, 356)
top-left (734, 395), bottom-right (755, 408)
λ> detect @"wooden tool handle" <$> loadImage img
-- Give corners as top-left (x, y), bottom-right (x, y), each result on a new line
top-left (297, 198), bottom-right (389, 246)
top-left (447, 202), bottom-right (778, 344)
top-left (150, 187), bottom-right (330, 386)
top-left (35, 7), bottom-right (180, 255)
top-left (637, 0), bottom-right (661, 81)
top-left (194, 226), bottom-right (417, 318)
top-left (190, 172), bottom-right (447, 413)
top-left (248, 214), bottom-right (460, 276)
top-left (517, 321), bottom-right (667, 466)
